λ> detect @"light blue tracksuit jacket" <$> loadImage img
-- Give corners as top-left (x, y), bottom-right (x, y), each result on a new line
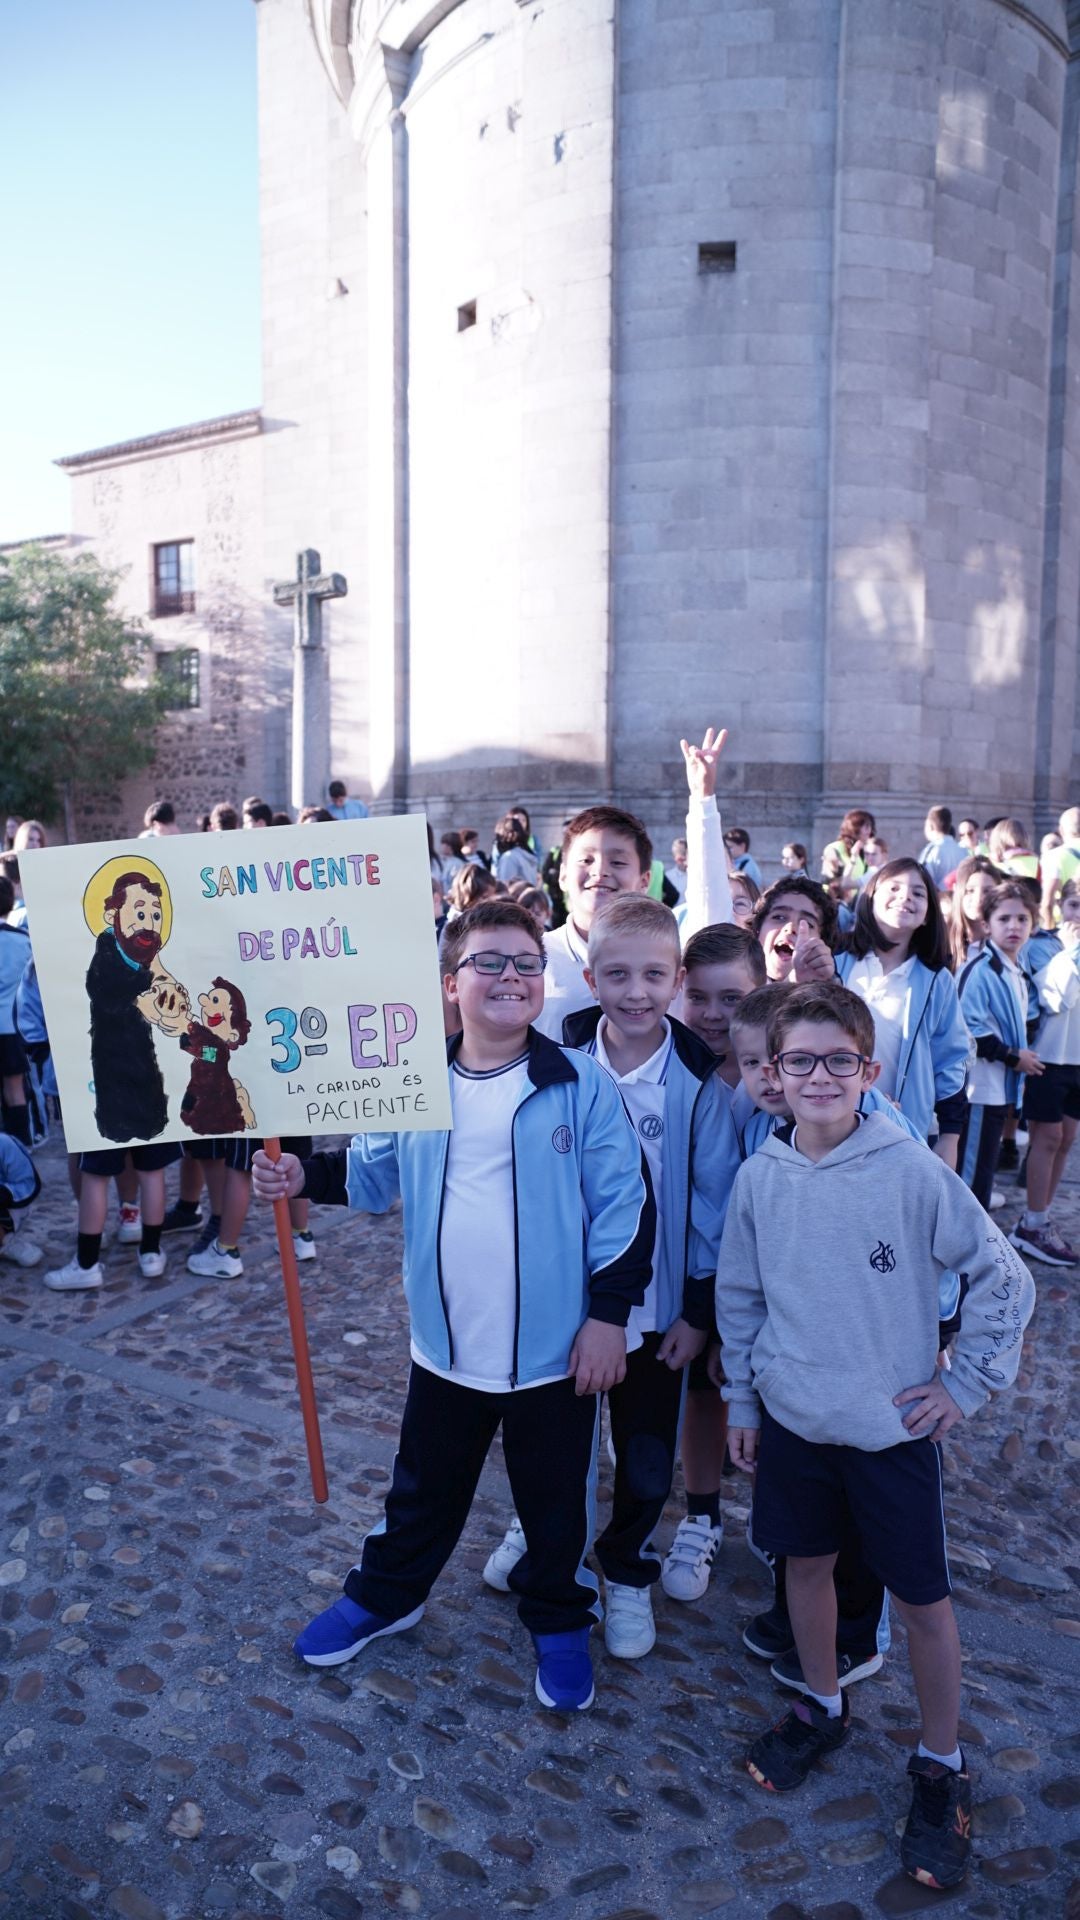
top-left (956, 943), bottom-right (1033, 1107)
top-left (836, 951), bottom-right (972, 1140)
top-left (563, 1007), bottom-right (741, 1332)
top-left (338, 1027), bottom-right (655, 1389)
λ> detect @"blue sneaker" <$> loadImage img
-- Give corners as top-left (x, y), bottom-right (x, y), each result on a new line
top-left (293, 1596), bottom-right (425, 1668)
top-left (532, 1628), bottom-right (595, 1711)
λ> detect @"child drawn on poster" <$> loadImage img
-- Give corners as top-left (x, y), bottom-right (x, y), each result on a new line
top-left (83, 860), bottom-right (191, 1143)
top-left (179, 978), bottom-right (257, 1135)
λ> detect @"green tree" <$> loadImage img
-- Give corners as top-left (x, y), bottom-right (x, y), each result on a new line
top-left (0, 544), bottom-right (172, 841)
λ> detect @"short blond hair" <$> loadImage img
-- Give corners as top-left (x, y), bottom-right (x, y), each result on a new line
top-left (1060, 805), bottom-right (1080, 841)
top-left (587, 894), bottom-right (681, 966)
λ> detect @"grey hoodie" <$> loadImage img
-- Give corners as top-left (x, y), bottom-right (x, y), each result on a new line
top-left (715, 1112), bottom-right (1035, 1452)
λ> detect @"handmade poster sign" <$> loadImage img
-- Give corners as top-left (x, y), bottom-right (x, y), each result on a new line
top-left (21, 816), bottom-right (451, 1155)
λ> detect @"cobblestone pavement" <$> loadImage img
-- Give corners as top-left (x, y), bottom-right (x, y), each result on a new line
top-left (1, 1136), bottom-right (1078, 1920)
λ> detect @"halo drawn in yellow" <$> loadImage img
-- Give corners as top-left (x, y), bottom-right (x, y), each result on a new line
top-left (82, 856), bottom-right (173, 945)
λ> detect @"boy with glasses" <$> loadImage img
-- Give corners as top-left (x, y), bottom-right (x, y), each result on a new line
top-left (716, 981), bottom-right (1034, 1891)
top-left (252, 900), bottom-right (653, 1713)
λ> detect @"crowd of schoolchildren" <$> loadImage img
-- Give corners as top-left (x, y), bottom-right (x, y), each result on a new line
top-left (5, 745), bottom-right (1077, 1890)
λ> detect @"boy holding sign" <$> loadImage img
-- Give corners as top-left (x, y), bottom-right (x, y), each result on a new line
top-left (253, 899), bottom-right (654, 1711)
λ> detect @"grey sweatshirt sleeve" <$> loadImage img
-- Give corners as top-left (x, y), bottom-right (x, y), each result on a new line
top-left (929, 1172), bottom-right (1036, 1417)
top-left (714, 1168), bottom-right (766, 1430)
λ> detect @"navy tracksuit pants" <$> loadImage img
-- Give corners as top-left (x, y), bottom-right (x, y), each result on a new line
top-left (346, 1363), bottom-right (601, 1635)
top-left (595, 1331), bottom-right (684, 1589)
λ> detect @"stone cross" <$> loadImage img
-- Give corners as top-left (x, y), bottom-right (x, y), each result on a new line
top-left (273, 549), bottom-right (347, 812)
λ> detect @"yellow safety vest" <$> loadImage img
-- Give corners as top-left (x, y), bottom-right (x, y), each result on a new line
top-left (1049, 844), bottom-right (1080, 923)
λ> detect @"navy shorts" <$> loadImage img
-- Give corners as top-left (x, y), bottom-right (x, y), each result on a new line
top-left (79, 1143), bottom-right (181, 1177)
top-left (751, 1406), bottom-right (951, 1607)
top-left (687, 1345), bottom-right (723, 1393)
top-left (224, 1135), bottom-right (312, 1175)
top-left (0, 1032), bottom-right (28, 1077)
top-left (181, 1137), bottom-right (231, 1162)
top-left (1024, 1061), bottom-right (1080, 1126)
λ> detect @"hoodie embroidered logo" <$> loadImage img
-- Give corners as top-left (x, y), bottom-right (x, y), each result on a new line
top-left (870, 1240), bottom-right (896, 1273)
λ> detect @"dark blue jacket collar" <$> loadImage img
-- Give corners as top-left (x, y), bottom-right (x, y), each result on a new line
top-left (561, 1004), bottom-right (717, 1083)
top-left (445, 1025), bottom-right (578, 1088)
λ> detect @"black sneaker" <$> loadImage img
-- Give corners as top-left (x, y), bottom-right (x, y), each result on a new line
top-left (770, 1645), bottom-right (883, 1692)
top-left (746, 1692), bottom-right (849, 1792)
top-left (900, 1751), bottom-right (972, 1889)
top-left (996, 1138), bottom-right (1019, 1171)
top-left (742, 1605), bottom-right (795, 1661)
top-left (162, 1203), bottom-right (204, 1235)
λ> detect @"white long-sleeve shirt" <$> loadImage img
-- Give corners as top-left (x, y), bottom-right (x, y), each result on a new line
top-left (678, 795), bottom-right (735, 942)
top-left (1035, 945), bottom-right (1080, 1065)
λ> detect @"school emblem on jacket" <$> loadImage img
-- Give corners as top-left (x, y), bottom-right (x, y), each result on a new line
top-left (551, 1125), bottom-right (573, 1154)
top-left (638, 1114), bottom-right (664, 1142)
top-left (870, 1240), bottom-right (896, 1274)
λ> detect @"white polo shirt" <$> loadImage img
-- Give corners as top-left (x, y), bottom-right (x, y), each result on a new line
top-left (591, 1020), bottom-right (672, 1341)
top-left (535, 919), bottom-right (594, 1040)
top-left (846, 953), bottom-right (916, 1100)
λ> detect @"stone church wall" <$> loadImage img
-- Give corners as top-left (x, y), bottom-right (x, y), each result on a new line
top-left (257, 0), bottom-right (370, 813)
top-left (613, 0), bottom-right (840, 854)
top-left (403, 0), bottom-right (617, 811)
top-left (298, 0), bottom-right (1079, 876)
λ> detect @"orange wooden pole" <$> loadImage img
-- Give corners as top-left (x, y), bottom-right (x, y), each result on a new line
top-left (264, 1136), bottom-right (329, 1503)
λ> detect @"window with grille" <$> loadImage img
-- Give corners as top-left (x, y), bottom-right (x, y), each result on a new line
top-left (152, 540), bottom-right (196, 616)
top-left (156, 647), bottom-right (200, 710)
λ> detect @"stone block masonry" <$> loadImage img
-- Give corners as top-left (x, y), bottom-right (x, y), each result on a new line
top-left (59, 0), bottom-right (1080, 879)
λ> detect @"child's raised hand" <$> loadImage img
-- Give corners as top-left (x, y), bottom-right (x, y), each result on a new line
top-left (727, 1426), bottom-right (759, 1473)
top-left (790, 918), bottom-right (834, 983)
top-left (893, 1376), bottom-right (964, 1442)
top-left (656, 1317), bottom-right (708, 1369)
top-left (679, 726), bottom-right (729, 802)
top-left (568, 1318), bottom-right (627, 1395)
top-left (251, 1149), bottom-right (305, 1203)
top-left (1017, 1048), bottom-right (1044, 1076)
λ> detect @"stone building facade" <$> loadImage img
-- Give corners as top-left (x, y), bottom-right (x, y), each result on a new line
top-left (285, 0), bottom-right (1080, 861)
top-left (53, 0), bottom-right (1080, 864)
top-left (56, 412), bottom-right (277, 837)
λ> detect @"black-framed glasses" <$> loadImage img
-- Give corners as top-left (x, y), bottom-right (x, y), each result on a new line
top-left (773, 1049), bottom-right (868, 1078)
top-left (454, 950), bottom-right (547, 977)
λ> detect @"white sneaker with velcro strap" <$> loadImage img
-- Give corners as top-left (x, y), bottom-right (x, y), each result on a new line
top-left (661, 1514), bottom-right (723, 1602)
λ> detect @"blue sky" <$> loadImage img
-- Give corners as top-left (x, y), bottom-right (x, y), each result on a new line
top-left (0, 0), bottom-right (259, 542)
